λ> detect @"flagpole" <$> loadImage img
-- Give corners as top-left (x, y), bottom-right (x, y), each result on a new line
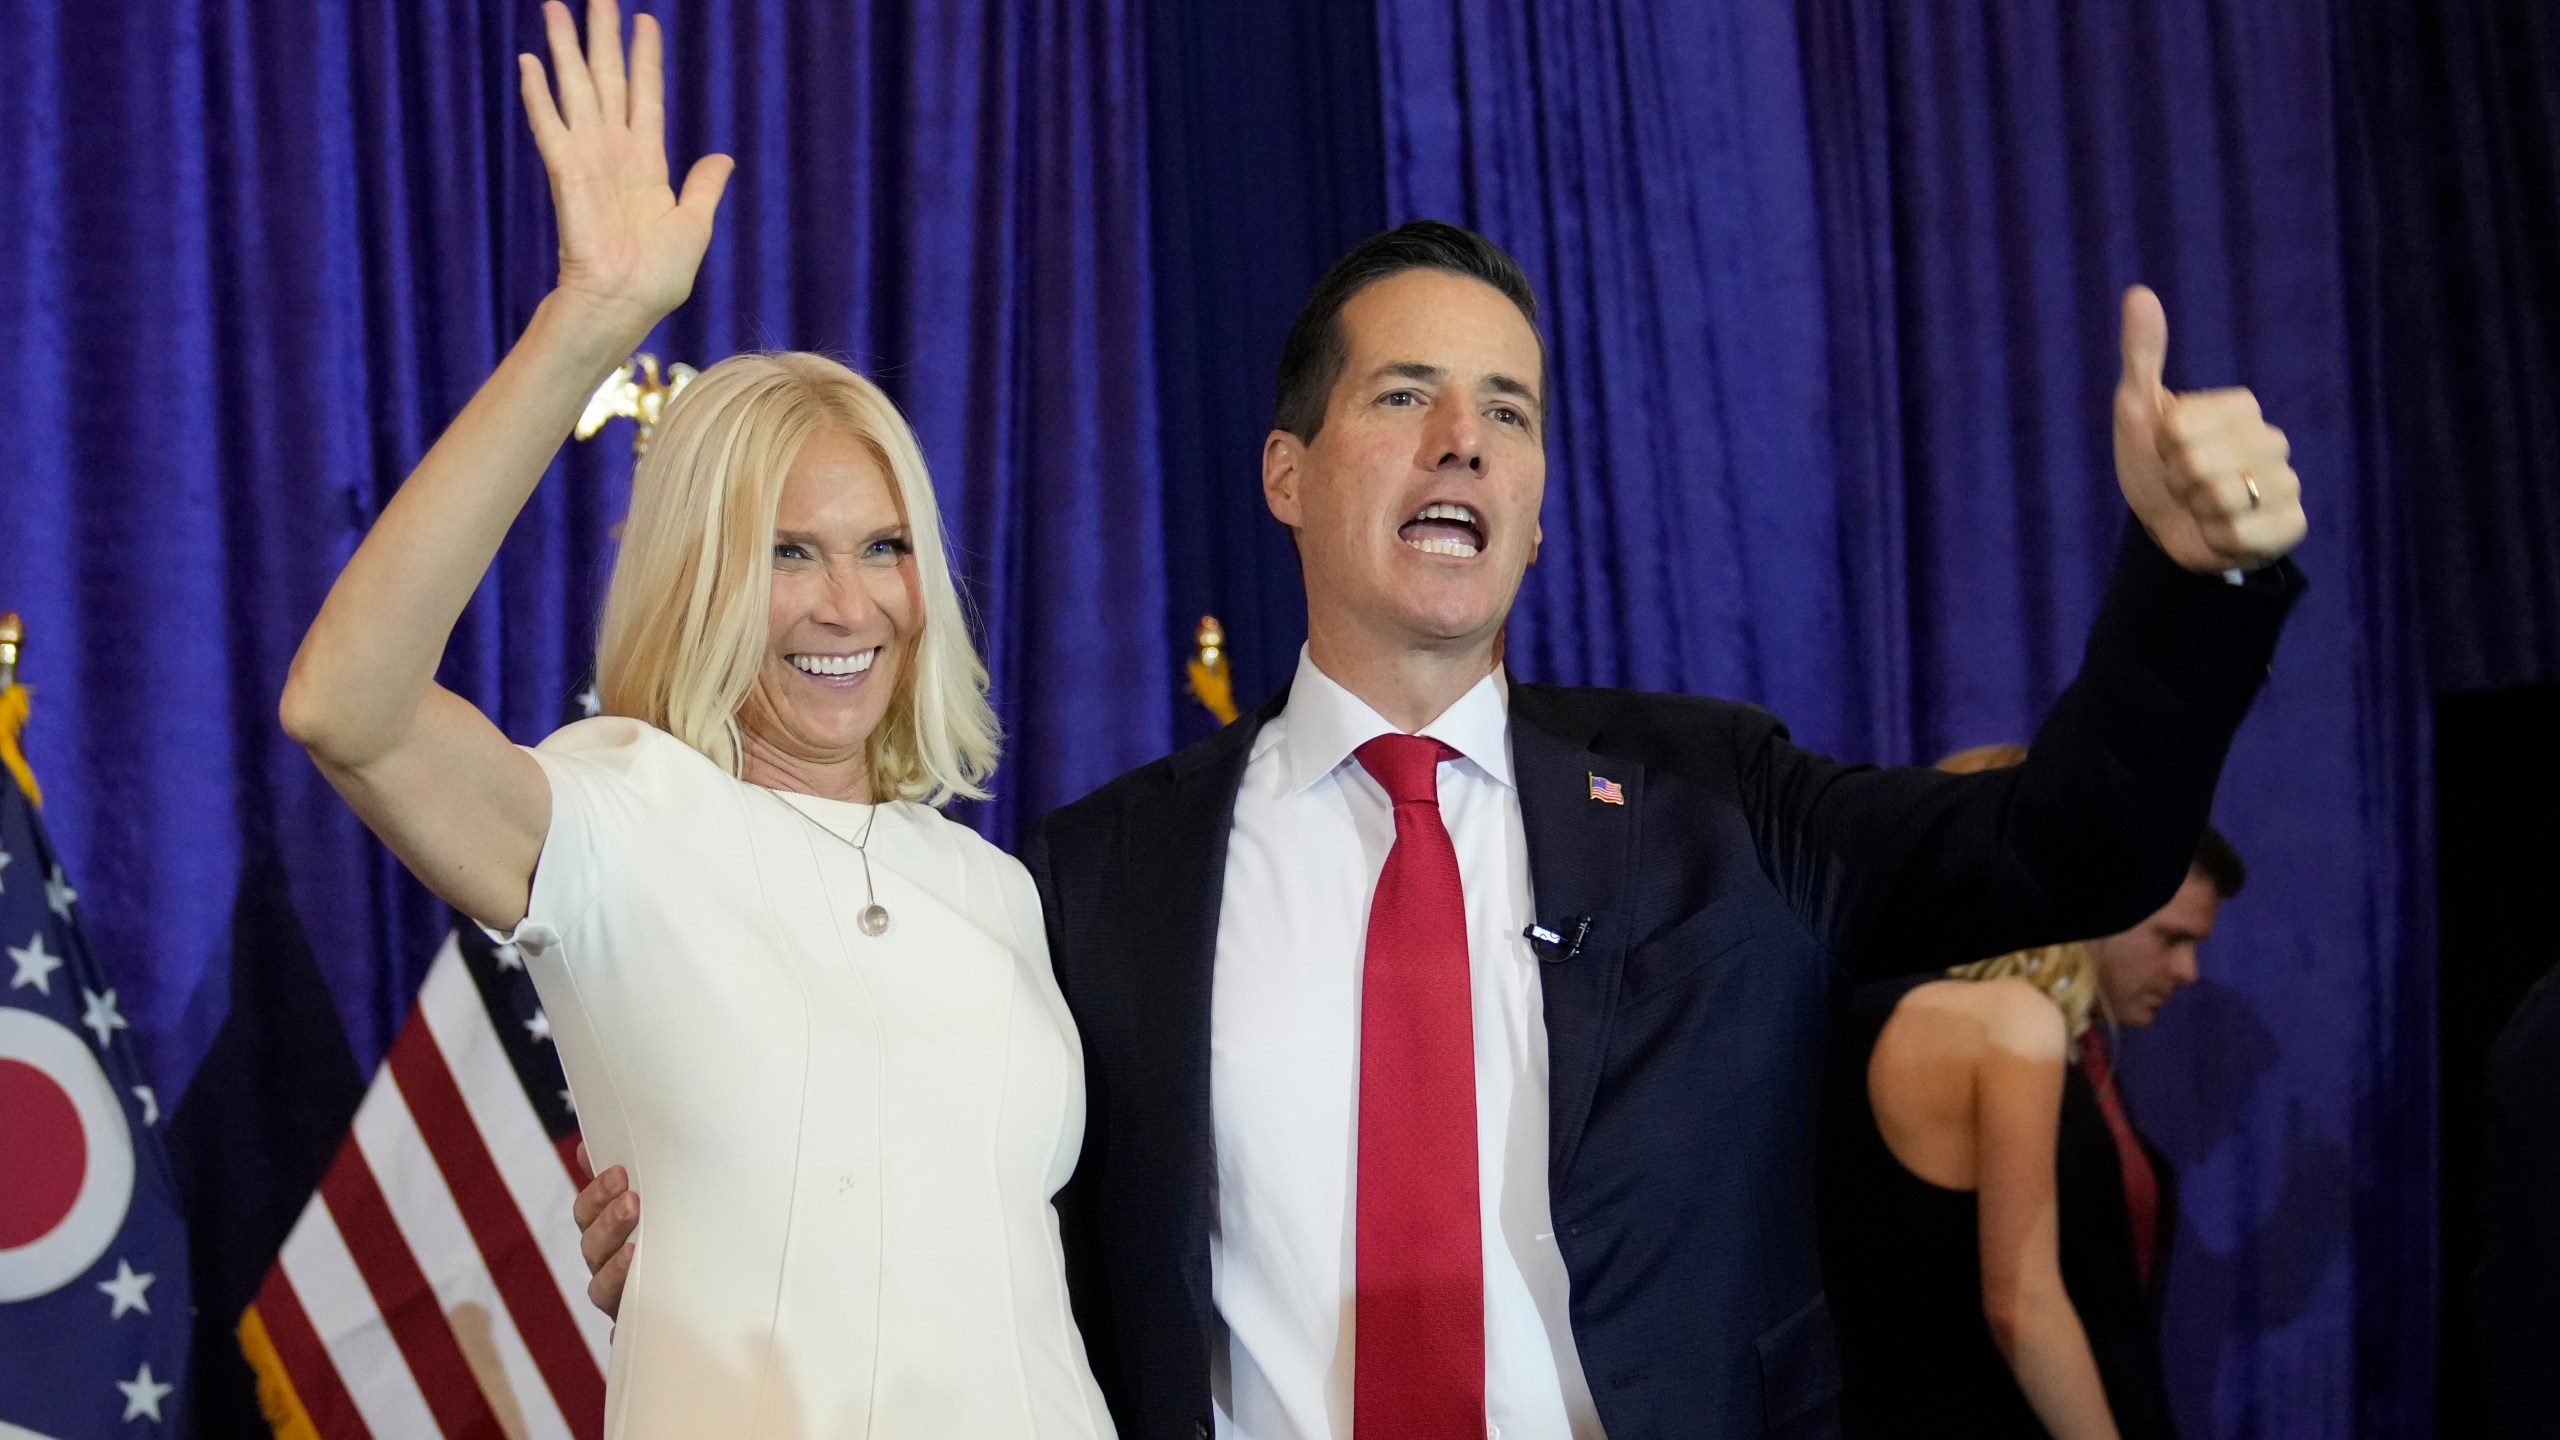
top-left (1186, 614), bottom-right (1239, 725)
top-left (0, 612), bottom-right (36, 805)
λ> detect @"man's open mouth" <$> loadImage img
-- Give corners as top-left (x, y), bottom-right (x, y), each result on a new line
top-left (1399, 501), bottom-right (1484, 559)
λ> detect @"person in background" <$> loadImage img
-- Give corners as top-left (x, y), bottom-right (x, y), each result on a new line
top-left (1822, 742), bottom-right (2242, 1439)
top-left (1821, 741), bottom-right (2118, 1439)
top-left (2064, 816), bottom-right (2243, 1440)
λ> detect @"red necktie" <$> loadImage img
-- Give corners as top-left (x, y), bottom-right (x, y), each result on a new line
top-left (1352, 735), bottom-right (1484, 1439)
top-left (2078, 1029), bottom-right (2161, 1289)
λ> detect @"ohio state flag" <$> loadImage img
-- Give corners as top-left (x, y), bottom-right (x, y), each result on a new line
top-left (0, 749), bottom-right (194, 1434)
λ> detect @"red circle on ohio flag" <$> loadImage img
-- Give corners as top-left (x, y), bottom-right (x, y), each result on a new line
top-left (0, 1007), bottom-right (133, 1301)
top-left (0, 1057), bottom-right (87, 1247)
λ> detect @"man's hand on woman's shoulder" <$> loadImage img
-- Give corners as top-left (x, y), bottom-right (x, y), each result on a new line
top-left (574, 1142), bottom-right (639, 1320)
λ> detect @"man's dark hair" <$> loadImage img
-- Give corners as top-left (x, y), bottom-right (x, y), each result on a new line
top-left (1272, 220), bottom-right (1543, 443)
top-left (2193, 825), bottom-right (2246, 899)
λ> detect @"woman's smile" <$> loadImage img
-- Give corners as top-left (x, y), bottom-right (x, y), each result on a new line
top-left (786, 647), bottom-right (882, 689)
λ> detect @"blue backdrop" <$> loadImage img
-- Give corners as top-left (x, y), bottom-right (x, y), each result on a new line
top-left (5, 0), bottom-right (2552, 1434)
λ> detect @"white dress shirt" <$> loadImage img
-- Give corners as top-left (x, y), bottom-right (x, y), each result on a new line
top-left (1208, 649), bottom-right (1606, 1440)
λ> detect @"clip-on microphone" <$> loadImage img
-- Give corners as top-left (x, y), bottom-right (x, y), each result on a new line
top-left (1522, 914), bottom-right (1593, 964)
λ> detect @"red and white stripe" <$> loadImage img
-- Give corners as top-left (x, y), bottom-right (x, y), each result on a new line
top-left (256, 935), bottom-right (607, 1439)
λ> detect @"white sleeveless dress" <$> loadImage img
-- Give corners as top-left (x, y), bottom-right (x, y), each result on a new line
top-left (497, 718), bottom-right (1115, 1440)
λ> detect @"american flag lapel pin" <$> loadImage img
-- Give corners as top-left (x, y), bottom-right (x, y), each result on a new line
top-left (1588, 772), bottom-right (1626, 805)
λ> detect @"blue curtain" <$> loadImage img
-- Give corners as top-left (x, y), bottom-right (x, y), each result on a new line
top-left (2337, 0), bottom-right (2560, 697)
top-left (1373, 1), bottom-right (2433, 1434)
top-left (1144, 0), bottom-right (1386, 728)
top-left (0, 0), bottom-right (1162, 1095)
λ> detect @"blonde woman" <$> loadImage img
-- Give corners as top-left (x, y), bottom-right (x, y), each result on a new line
top-left (279, 3), bottom-right (1113, 1436)
top-left (1814, 743), bottom-right (2121, 1440)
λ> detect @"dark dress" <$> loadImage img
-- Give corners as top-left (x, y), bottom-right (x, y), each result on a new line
top-left (1820, 973), bottom-right (2051, 1438)
top-left (1821, 975), bottom-right (2182, 1440)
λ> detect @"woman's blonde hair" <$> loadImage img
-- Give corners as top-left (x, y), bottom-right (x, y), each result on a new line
top-left (594, 351), bottom-right (999, 804)
top-left (1948, 942), bottom-right (2101, 1039)
top-left (1933, 740), bottom-right (2100, 1036)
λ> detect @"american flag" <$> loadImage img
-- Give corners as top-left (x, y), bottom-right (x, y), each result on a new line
top-left (0, 714), bottom-right (194, 1436)
top-left (239, 921), bottom-right (608, 1439)
top-left (1587, 772), bottom-right (1626, 805)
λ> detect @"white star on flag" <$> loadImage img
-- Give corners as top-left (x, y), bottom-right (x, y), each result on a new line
top-left (132, 1085), bottom-right (159, 1125)
top-left (0, 842), bottom-right (12, 890)
top-left (493, 942), bottom-right (525, 972)
top-left (81, 986), bottom-right (129, 1049)
top-left (524, 1008), bottom-right (552, 1043)
top-left (44, 863), bottom-right (75, 920)
top-left (97, 1259), bottom-right (155, 1318)
top-left (8, 930), bottom-right (62, 993)
top-left (559, 1087), bottom-right (576, 1115)
top-left (577, 684), bottom-right (601, 716)
top-left (117, 1361), bottom-right (174, 1421)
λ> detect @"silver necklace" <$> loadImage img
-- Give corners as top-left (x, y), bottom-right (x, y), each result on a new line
top-left (775, 790), bottom-right (893, 937)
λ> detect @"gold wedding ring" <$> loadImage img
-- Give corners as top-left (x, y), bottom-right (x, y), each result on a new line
top-left (2243, 471), bottom-right (2262, 510)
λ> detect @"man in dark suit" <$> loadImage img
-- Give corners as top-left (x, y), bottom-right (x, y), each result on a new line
top-left (573, 222), bottom-right (2305, 1439)
top-left (2059, 826), bottom-right (2247, 1439)
top-left (1026, 222), bottom-right (2302, 1440)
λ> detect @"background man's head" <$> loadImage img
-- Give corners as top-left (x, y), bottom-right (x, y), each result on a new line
top-left (1262, 221), bottom-right (1548, 662)
top-left (2092, 827), bottom-right (2247, 1027)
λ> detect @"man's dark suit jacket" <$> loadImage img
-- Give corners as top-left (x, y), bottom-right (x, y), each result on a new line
top-left (1026, 525), bottom-right (2300, 1440)
top-left (2057, 1060), bottom-right (2181, 1439)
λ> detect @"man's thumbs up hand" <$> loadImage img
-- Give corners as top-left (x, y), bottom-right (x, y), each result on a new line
top-left (2111, 285), bottom-right (2306, 573)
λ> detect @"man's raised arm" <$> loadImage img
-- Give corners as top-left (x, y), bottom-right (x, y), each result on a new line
top-left (1742, 286), bottom-right (2307, 978)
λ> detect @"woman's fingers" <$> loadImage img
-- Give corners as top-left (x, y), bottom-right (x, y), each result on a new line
top-left (542, 0), bottom-right (599, 128)
top-left (628, 13), bottom-right (665, 142)
top-left (676, 153), bottom-right (735, 226)
top-left (516, 54), bottom-right (568, 161)
top-left (584, 0), bottom-right (628, 126)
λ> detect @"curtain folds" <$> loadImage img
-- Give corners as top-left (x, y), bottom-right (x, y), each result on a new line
top-left (2337, 0), bottom-right (2560, 696)
top-left (1374, 1), bottom-right (2432, 1433)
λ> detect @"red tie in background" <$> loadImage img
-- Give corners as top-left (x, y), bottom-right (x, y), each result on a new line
top-left (1351, 734), bottom-right (1484, 1440)
top-left (2078, 1028), bottom-right (2162, 1289)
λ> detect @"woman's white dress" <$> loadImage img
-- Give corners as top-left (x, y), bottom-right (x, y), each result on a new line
top-left (498, 717), bottom-right (1115, 1440)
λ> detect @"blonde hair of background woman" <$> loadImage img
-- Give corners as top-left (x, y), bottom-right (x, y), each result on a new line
top-left (595, 351), bottom-right (999, 804)
top-left (1934, 741), bottom-right (2104, 1039)
top-left (1947, 942), bottom-right (2102, 1039)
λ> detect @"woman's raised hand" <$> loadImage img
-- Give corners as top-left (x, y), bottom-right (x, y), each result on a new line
top-left (518, 0), bottom-right (732, 340)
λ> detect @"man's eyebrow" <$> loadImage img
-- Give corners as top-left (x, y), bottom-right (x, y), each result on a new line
top-left (1363, 360), bottom-right (1545, 419)
top-left (1482, 371), bottom-right (1543, 413)
top-left (1368, 360), bottom-right (1447, 385)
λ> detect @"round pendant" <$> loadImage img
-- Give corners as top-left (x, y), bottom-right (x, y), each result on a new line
top-left (858, 904), bottom-right (892, 937)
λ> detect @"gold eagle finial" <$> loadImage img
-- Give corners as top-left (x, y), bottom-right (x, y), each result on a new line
top-left (1186, 615), bottom-right (1238, 725)
top-left (577, 352), bottom-right (700, 456)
